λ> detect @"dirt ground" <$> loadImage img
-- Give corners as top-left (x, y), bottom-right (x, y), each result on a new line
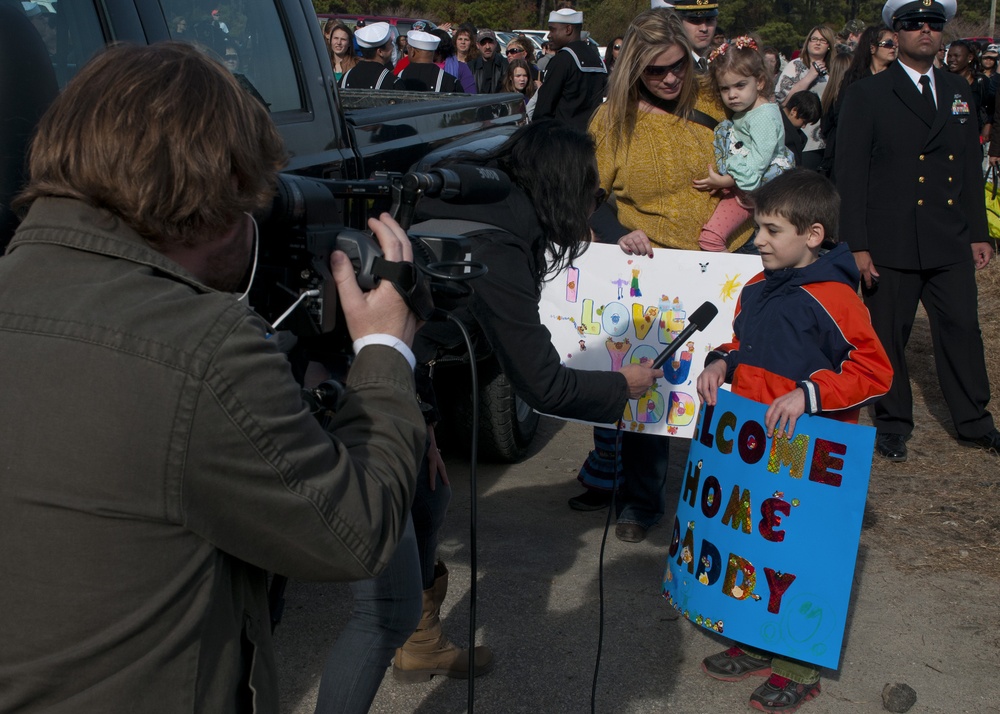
top-left (862, 267), bottom-right (1000, 579)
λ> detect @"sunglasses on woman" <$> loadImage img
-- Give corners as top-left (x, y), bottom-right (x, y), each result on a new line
top-left (613, 43), bottom-right (622, 50)
top-left (507, 47), bottom-right (525, 56)
top-left (876, 39), bottom-right (896, 49)
top-left (643, 57), bottom-right (687, 78)
top-left (897, 19), bottom-right (945, 32)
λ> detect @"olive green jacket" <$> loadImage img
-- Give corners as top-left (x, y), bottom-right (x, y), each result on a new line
top-left (0, 198), bottom-right (424, 712)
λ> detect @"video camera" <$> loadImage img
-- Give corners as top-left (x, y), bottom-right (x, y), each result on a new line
top-left (251, 164), bottom-right (510, 350)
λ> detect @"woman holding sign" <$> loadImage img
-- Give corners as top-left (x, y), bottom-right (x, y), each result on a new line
top-left (570, 8), bottom-right (753, 542)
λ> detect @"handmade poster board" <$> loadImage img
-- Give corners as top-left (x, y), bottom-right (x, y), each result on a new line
top-left (661, 389), bottom-right (875, 669)
top-left (538, 244), bottom-right (760, 438)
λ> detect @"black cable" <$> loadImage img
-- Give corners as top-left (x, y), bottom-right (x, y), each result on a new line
top-left (445, 313), bottom-right (479, 714)
top-left (591, 423), bottom-right (624, 714)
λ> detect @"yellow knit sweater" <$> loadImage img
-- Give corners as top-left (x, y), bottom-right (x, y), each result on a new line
top-left (589, 88), bottom-right (753, 251)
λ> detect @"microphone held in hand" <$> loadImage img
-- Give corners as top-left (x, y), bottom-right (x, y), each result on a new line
top-left (650, 301), bottom-right (719, 370)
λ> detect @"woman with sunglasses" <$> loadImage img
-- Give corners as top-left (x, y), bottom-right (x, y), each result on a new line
top-left (504, 35), bottom-right (539, 82)
top-left (568, 8), bottom-right (753, 540)
top-left (981, 44), bottom-right (998, 77)
top-left (604, 36), bottom-right (624, 74)
top-left (822, 23), bottom-right (897, 178)
top-left (775, 24), bottom-right (836, 169)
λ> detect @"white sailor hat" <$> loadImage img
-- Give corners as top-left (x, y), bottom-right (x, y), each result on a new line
top-left (21, 1), bottom-right (43, 15)
top-left (356, 22), bottom-right (392, 48)
top-left (548, 7), bottom-right (584, 24)
top-left (650, 0), bottom-right (674, 7)
top-left (882, 0), bottom-right (957, 27)
top-left (406, 30), bottom-right (440, 51)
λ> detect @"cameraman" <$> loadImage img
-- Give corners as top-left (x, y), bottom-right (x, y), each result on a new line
top-left (0, 42), bottom-right (425, 712)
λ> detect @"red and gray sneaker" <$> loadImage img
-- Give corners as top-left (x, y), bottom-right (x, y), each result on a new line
top-left (749, 674), bottom-right (821, 712)
top-left (701, 646), bottom-right (771, 682)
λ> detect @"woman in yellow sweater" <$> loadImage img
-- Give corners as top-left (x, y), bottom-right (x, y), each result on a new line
top-left (570, 8), bottom-right (752, 541)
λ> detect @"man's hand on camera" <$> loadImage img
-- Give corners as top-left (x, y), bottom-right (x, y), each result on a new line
top-left (331, 213), bottom-right (419, 346)
top-left (619, 363), bottom-right (663, 399)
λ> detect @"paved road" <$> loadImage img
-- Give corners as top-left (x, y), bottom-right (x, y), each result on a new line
top-left (275, 417), bottom-right (1000, 714)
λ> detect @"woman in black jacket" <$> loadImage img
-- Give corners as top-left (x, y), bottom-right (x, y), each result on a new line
top-left (317, 121), bottom-right (660, 712)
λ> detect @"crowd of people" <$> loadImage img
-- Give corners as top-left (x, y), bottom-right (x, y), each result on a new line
top-left (2, 0), bottom-right (998, 712)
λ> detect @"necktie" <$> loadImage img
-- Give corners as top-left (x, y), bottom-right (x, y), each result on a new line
top-left (697, 57), bottom-right (708, 72)
top-left (919, 75), bottom-right (935, 110)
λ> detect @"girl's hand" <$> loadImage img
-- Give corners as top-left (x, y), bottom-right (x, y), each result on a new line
top-left (692, 165), bottom-right (736, 193)
top-left (618, 230), bottom-right (654, 258)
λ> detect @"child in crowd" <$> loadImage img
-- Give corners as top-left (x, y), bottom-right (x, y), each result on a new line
top-left (503, 58), bottom-right (535, 103)
top-left (694, 36), bottom-right (794, 251)
top-left (781, 91), bottom-right (822, 166)
top-left (696, 169), bottom-right (892, 712)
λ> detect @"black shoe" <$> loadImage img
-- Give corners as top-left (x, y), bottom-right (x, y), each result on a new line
top-left (875, 433), bottom-right (907, 462)
top-left (958, 428), bottom-right (1000, 455)
top-left (568, 489), bottom-right (612, 511)
top-left (615, 522), bottom-right (647, 543)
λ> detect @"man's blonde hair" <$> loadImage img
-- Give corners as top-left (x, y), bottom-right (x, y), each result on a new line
top-left (17, 42), bottom-right (285, 248)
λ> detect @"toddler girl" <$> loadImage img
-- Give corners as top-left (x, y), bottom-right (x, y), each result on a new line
top-left (694, 36), bottom-right (793, 251)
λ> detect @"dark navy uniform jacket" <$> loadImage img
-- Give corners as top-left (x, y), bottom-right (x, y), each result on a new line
top-left (835, 61), bottom-right (988, 270)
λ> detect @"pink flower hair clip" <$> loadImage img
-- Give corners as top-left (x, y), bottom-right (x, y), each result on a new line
top-left (707, 35), bottom-right (759, 64)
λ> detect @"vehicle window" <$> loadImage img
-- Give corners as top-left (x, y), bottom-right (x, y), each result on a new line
top-left (164, 0), bottom-right (304, 114)
top-left (18, 0), bottom-right (105, 87)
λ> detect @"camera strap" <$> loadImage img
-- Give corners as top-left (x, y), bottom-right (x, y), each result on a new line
top-left (371, 256), bottom-right (435, 321)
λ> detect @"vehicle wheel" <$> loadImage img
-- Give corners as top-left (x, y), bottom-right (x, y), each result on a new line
top-left (445, 360), bottom-right (539, 463)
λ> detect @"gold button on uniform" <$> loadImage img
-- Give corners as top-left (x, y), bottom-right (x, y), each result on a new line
top-left (919, 154), bottom-right (925, 160)
top-left (948, 154), bottom-right (954, 160)
top-left (948, 199), bottom-right (954, 205)
top-left (948, 176), bottom-right (953, 183)
top-left (918, 199), bottom-right (924, 206)
top-left (919, 176), bottom-right (925, 183)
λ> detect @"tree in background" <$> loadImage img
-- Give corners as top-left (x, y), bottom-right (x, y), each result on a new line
top-left (312, 0), bottom-right (999, 47)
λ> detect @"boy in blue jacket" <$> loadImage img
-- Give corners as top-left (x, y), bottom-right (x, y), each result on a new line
top-left (696, 169), bottom-right (892, 712)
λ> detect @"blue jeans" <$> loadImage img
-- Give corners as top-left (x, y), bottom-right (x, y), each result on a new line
top-left (315, 461), bottom-right (451, 714)
top-left (616, 431), bottom-right (670, 530)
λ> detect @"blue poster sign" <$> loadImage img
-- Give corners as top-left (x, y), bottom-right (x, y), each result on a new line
top-left (661, 389), bottom-right (875, 670)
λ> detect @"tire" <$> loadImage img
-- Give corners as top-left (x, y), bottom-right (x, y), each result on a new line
top-left (442, 359), bottom-right (540, 463)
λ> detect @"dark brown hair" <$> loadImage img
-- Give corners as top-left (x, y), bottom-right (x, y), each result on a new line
top-left (325, 21), bottom-right (359, 73)
top-left (749, 169), bottom-right (839, 241)
top-left (17, 42), bottom-right (285, 248)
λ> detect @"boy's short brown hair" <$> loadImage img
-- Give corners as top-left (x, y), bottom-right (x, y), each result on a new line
top-left (749, 169), bottom-right (840, 241)
top-left (17, 42), bottom-right (285, 249)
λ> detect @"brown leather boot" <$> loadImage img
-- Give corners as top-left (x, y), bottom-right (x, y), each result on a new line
top-left (392, 562), bottom-right (494, 683)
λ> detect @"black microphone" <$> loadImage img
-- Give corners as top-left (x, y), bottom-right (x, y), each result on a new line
top-left (651, 301), bottom-right (719, 370)
top-left (403, 165), bottom-right (512, 203)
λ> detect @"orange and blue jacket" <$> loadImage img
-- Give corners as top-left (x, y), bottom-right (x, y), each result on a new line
top-left (706, 243), bottom-right (892, 424)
